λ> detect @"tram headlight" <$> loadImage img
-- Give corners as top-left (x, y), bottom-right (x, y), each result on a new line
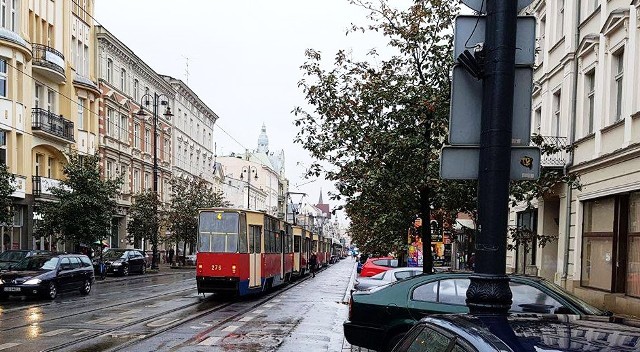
top-left (232, 265), bottom-right (236, 274)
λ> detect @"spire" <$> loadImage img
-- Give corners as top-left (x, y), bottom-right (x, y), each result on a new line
top-left (257, 123), bottom-right (269, 153)
top-left (318, 188), bottom-right (324, 204)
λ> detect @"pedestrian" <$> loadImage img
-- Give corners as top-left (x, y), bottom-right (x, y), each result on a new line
top-left (309, 252), bottom-right (318, 278)
top-left (468, 252), bottom-right (476, 271)
top-left (168, 248), bottom-right (174, 265)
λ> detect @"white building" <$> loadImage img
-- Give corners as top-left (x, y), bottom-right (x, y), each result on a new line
top-left (162, 75), bottom-right (219, 187)
top-left (509, 0), bottom-right (640, 316)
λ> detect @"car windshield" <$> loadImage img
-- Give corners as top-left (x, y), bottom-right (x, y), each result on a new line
top-left (12, 256), bottom-right (59, 271)
top-left (539, 279), bottom-right (605, 315)
top-left (103, 250), bottom-right (127, 260)
top-left (0, 251), bottom-right (27, 262)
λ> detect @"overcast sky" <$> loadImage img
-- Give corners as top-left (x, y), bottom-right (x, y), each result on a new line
top-left (94, 0), bottom-right (395, 224)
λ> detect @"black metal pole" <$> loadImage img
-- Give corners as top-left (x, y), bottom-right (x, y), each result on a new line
top-left (421, 108), bottom-right (433, 275)
top-left (247, 168), bottom-right (251, 209)
top-left (152, 93), bottom-right (159, 270)
top-left (466, 0), bottom-right (517, 314)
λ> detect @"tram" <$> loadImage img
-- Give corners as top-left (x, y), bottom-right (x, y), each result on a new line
top-left (292, 225), bottom-right (311, 277)
top-left (196, 208), bottom-right (295, 296)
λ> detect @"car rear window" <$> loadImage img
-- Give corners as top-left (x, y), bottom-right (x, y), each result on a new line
top-left (372, 259), bottom-right (387, 266)
top-left (79, 256), bottom-right (92, 267)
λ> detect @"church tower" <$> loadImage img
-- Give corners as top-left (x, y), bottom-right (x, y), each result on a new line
top-left (257, 123), bottom-right (269, 153)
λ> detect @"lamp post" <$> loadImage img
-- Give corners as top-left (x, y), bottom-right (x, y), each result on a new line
top-left (136, 92), bottom-right (173, 270)
top-left (240, 166), bottom-right (258, 210)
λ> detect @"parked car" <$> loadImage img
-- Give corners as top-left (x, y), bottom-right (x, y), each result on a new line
top-left (344, 273), bottom-right (607, 352)
top-left (354, 267), bottom-right (423, 291)
top-left (102, 249), bottom-right (147, 276)
top-left (0, 254), bottom-right (94, 300)
top-left (359, 257), bottom-right (399, 277)
top-left (0, 250), bottom-right (53, 271)
top-left (185, 254), bottom-right (196, 266)
top-left (392, 313), bottom-right (640, 352)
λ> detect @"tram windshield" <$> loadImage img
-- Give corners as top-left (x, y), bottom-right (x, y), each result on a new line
top-left (199, 211), bottom-right (240, 253)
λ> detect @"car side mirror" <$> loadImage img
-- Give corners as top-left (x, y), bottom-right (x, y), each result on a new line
top-left (553, 306), bottom-right (573, 315)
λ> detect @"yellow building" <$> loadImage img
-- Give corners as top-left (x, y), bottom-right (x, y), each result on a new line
top-left (1, 0), bottom-right (99, 253)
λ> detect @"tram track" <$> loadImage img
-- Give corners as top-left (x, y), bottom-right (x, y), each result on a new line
top-left (0, 280), bottom-right (195, 332)
top-left (105, 274), bottom-right (314, 351)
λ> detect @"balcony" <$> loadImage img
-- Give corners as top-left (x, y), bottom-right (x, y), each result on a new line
top-left (32, 176), bottom-right (64, 197)
top-left (32, 108), bottom-right (75, 143)
top-left (533, 135), bottom-right (568, 168)
top-left (32, 44), bottom-right (66, 83)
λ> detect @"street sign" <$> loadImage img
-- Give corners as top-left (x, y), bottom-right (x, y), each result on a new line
top-left (461, 0), bottom-right (533, 13)
top-left (454, 16), bottom-right (536, 66)
top-left (440, 146), bottom-right (540, 180)
top-left (449, 66), bottom-right (533, 146)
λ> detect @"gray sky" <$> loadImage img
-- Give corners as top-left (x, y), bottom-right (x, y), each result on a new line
top-left (95, 0), bottom-right (389, 224)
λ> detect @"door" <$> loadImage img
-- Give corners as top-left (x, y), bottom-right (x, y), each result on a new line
top-left (249, 225), bottom-right (262, 288)
top-left (57, 258), bottom-right (76, 291)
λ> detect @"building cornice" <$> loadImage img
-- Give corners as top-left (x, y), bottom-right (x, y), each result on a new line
top-left (162, 75), bottom-right (219, 123)
top-left (569, 142), bottom-right (640, 174)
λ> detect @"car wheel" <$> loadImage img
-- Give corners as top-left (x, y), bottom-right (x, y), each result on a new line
top-left (141, 264), bottom-right (146, 275)
top-left (122, 266), bottom-right (129, 276)
top-left (80, 279), bottom-right (92, 295)
top-left (385, 332), bottom-right (406, 352)
top-left (46, 282), bottom-right (57, 300)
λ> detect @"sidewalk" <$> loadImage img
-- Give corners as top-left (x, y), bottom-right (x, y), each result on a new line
top-left (276, 257), bottom-right (359, 352)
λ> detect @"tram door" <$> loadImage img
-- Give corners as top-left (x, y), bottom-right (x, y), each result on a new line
top-left (249, 225), bottom-right (262, 288)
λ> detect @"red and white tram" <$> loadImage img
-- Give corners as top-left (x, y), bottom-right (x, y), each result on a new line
top-left (196, 208), bottom-right (294, 296)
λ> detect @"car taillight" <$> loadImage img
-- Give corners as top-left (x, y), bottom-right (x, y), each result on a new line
top-left (198, 264), bottom-right (202, 269)
top-left (232, 265), bottom-right (237, 274)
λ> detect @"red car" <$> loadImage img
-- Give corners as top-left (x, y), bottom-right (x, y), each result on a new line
top-left (359, 257), bottom-right (399, 277)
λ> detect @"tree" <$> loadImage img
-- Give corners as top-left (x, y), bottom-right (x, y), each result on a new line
top-left (294, 0), bottom-right (580, 262)
top-left (294, 1), bottom-right (457, 261)
top-left (127, 190), bottom-right (163, 252)
top-left (0, 164), bottom-right (16, 248)
top-left (36, 152), bottom-right (121, 249)
top-left (166, 176), bottom-right (228, 264)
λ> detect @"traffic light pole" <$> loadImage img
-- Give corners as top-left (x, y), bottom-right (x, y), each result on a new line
top-left (466, 0), bottom-right (517, 314)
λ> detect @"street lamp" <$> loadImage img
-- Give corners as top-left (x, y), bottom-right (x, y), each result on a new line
top-left (135, 92), bottom-right (173, 270)
top-left (240, 166), bottom-right (258, 210)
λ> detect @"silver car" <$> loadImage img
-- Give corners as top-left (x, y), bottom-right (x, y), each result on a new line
top-left (354, 267), bottom-right (423, 291)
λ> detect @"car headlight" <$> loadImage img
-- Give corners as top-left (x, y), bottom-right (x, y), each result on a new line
top-left (24, 278), bottom-right (42, 285)
top-left (112, 261), bottom-right (122, 266)
top-left (0, 278), bottom-right (4, 284)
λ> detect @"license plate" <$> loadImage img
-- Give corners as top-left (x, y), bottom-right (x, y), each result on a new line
top-left (3, 287), bottom-right (20, 292)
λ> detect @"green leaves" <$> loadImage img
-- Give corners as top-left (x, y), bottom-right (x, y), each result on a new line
top-left (0, 163), bottom-right (16, 229)
top-left (35, 152), bottom-right (122, 247)
top-left (128, 190), bottom-right (163, 246)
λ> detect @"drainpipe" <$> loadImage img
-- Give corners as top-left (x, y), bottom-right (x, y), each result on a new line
top-left (562, 0), bottom-right (581, 288)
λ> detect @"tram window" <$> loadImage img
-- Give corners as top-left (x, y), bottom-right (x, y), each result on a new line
top-left (199, 233), bottom-right (211, 252)
top-left (294, 236), bottom-right (300, 252)
top-left (239, 231), bottom-right (248, 253)
top-left (276, 232), bottom-right (282, 253)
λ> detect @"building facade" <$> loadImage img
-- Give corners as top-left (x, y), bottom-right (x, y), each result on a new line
top-left (162, 75), bottom-right (219, 187)
top-left (1, 0), bottom-right (101, 253)
top-left (510, 0), bottom-right (640, 315)
top-left (96, 25), bottom-right (173, 249)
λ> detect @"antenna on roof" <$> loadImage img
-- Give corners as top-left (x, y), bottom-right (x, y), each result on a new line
top-left (182, 56), bottom-right (190, 85)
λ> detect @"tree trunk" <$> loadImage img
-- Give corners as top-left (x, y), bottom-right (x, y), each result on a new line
top-left (420, 186), bottom-right (433, 274)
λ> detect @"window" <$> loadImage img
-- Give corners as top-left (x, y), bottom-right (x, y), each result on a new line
top-left (438, 279), bottom-right (470, 305)
top-left (534, 108), bottom-right (541, 135)
top-left (121, 163), bottom-right (128, 192)
top-left (106, 59), bottom-right (113, 83)
top-left (35, 154), bottom-right (41, 176)
top-left (515, 210), bottom-right (538, 274)
top-left (120, 68), bottom-right (126, 91)
top-left (585, 70), bottom-right (595, 134)
top-left (1, 1), bottom-right (5, 28)
top-left (537, 16), bottom-right (546, 65)
top-left (510, 283), bottom-right (563, 313)
top-left (133, 79), bottom-right (139, 101)
top-left (83, 45), bottom-right (88, 76)
top-left (582, 198), bottom-right (615, 291)
top-left (145, 128), bottom-right (150, 152)
top-left (552, 90), bottom-right (561, 137)
top-left (144, 172), bottom-right (149, 190)
top-left (133, 123), bottom-right (140, 148)
top-left (412, 281), bottom-right (438, 302)
top-left (0, 131), bottom-right (6, 165)
top-left (401, 326), bottom-right (453, 352)
top-left (613, 49), bottom-right (624, 121)
top-left (10, 0), bottom-right (15, 31)
top-left (46, 158), bottom-right (52, 178)
top-left (556, 0), bottom-right (564, 41)
top-left (107, 108), bottom-right (114, 137)
top-left (120, 114), bottom-right (128, 142)
top-left (77, 98), bottom-right (85, 130)
top-left (106, 160), bottom-right (113, 179)
top-left (34, 84), bottom-right (42, 108)
top-left (47, 90), bottom-right (55, 112)
top-left (0, 58), bottom-right (7, 98)
top-left (164, 137), bottom-right (170, 160)
top-left (133, 168), bottom-right (140, 193)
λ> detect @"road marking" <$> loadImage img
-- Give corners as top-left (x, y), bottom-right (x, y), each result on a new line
top-left (221, 325), bottom-right (239, 332)
top-left (0, 343), bottom-right (20, 351)
top-left (252, 309), bottom-right (264, 314)
top-left (263, 304), bottom-right (274, 308)
top-left (42, 329), bottom-right (73, 337)
top-left (271, 299), bottom-right (281, 302)
top-left (198, 336), bottom-right (221, 346)
top-left (239, 316), bottom-right (254, 322)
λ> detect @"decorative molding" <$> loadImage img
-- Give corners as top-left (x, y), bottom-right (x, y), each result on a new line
top-left (601, 8), bottom-right (630, 36)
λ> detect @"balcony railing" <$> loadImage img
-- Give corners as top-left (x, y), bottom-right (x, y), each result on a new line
top-left (533, 135), bottom-right (568, 168)
top-left (32, 176), bottom-right (64, 197)
top-left (32, 44), bottom-right (65, 76)
top-left (32, 108), bottom-right (75, 142)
